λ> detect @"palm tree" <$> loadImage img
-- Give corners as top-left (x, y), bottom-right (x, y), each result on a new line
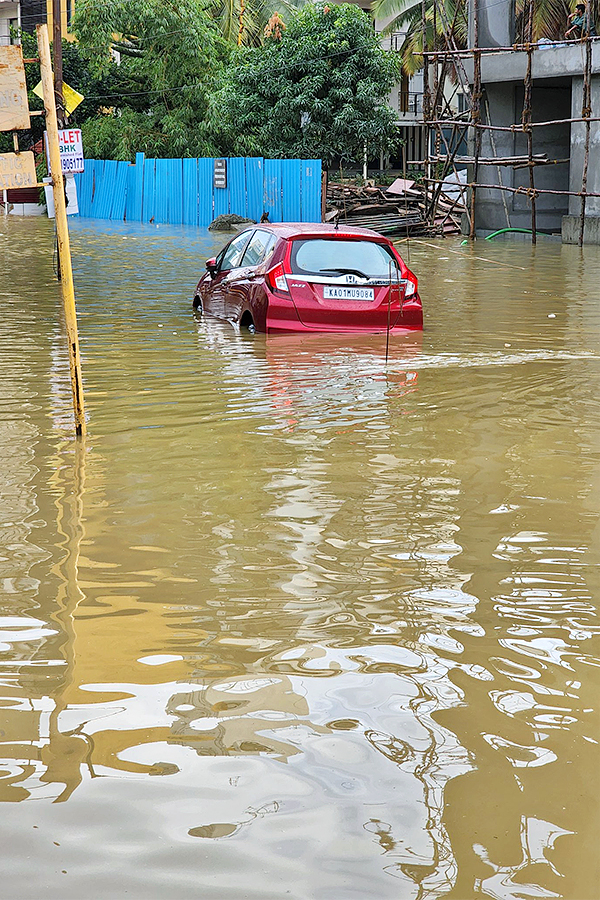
top-left (371, 0), bottom-right (468, 76)
top-left (209, 0), bottom-right (306, 46)
top-left (515, 0), bottom-right (572, 42)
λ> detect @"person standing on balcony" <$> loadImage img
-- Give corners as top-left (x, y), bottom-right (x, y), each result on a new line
top-left (565, 3), bottom-right (596, 38)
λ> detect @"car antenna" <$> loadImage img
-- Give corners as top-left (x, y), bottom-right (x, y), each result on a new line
top-left (334, 211), bottom-right (340, 231)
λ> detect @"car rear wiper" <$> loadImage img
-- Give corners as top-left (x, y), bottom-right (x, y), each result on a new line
top-left (318, 267), bottom-right (370, 279)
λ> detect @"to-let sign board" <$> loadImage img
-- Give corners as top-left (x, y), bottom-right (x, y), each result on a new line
top-left (0, 151), bottom-right (37, 190)
top-left (58, 129), bottom-right (84, 173)
top-left (0, 45), bottom-right (31, 132)
top-left (44, 129), bottom-right (85, 174)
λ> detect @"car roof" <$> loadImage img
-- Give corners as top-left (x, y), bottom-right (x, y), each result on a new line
top-left (243, 222), bottom-right (392, 242)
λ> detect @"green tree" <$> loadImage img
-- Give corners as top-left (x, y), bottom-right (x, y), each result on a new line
top-left (213, 3), bottom-right (400, 163)
top-left (72, 0), bottom-right (229, 158)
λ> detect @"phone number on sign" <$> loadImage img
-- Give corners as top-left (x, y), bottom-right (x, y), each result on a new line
top-left (61, 157), bottom-right (84, 172)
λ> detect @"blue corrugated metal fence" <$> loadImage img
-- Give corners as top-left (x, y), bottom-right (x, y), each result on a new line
top-left (74, 155), bottom-right (322, 225)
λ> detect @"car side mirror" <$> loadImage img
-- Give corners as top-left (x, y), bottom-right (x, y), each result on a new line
top-left (206, 257), bottom-right (218, 278)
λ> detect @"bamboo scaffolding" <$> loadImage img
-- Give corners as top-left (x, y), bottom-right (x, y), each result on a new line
top-left (423, 37), bottom-right (598, 55)
top-left (579, 36), bottom-right (593, 246)
top-left (427, 155), bottom-right (569, 166)
top-left (415, 0), bottom-right (597, 244)
top-left (427, 116), bottom-right (600, 130)
top-left (421, 0), bottom-right (431, 220)
top-left (425, 178), bottom-right (600, 198)
top-left (469, 53), bottom-right (482, 239)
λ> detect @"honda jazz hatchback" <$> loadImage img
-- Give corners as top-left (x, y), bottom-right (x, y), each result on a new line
top-left (193, 223), bottom-right (422, 334)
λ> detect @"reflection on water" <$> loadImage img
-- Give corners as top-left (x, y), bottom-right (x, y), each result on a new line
top-left (0, 216), bottom-right (599, 898)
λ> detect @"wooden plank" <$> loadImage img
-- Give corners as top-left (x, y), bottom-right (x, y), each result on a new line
top-left (0, 46), bottom-right (31, 131)
top-left (0, 151), bottom-right (36, 189)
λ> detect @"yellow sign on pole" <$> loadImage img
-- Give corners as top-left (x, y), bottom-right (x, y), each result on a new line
top-left (0, 45), bottom-right (31, 131)
top-left (33, 80), bottom-right (84, 116)
top-left (0, 150), bottom-right (37, 189)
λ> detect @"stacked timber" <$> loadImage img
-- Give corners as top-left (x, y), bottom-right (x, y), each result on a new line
top-left (325, 177), bottom-right (466, 237)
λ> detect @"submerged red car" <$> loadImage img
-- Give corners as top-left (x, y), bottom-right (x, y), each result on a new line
top-left (193, 223), bottom-right (422, 335)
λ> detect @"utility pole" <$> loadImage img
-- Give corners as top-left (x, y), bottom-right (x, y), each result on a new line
top-left (37, 23), bottom-right (86, 437)
top-left (52, 0), bottom-right (65, 128)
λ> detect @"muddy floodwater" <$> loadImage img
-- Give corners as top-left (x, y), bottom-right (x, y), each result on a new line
top-left (1, 215), bottom-right (599, 900)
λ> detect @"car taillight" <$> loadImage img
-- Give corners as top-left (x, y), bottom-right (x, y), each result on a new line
top-left (405, 270), bottom-right (418, 297)
top-left (267, 262), bottom-right (289, 293)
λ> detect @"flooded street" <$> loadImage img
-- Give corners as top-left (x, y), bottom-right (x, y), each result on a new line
top-left (1, 215), bottom-right (599, 899)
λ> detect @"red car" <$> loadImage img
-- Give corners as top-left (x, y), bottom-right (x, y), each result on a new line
top-left (193, 223), bottom-right (422, 334)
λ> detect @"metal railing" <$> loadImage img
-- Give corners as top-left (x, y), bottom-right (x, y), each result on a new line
top-left (398, 91), bottom-right (424, 117)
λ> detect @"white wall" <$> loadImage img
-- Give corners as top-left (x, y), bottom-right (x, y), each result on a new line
top-left (0, 1), bottom-right (20, 44)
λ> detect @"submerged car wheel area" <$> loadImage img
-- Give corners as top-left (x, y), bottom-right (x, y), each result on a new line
top-left (193, 223), bottom-right (422, 335)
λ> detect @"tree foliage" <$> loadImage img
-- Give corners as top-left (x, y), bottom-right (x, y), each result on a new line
top-left (8, 0), bottom-right (402, 163)
top-left (213, 3), bottom-right (400, 164)
top-left (72, 0), bottom-right (229, 158)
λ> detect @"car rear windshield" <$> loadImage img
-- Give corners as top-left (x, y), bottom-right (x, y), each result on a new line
top-left (290, 238), bottom-right (401, 279)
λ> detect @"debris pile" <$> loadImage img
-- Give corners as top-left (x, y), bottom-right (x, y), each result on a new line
top-left (325, 177), bottom-right (466, 237)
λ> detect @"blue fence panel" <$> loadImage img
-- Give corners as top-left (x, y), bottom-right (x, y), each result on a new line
top-left (197, 158), bottom-right (213, 226)
top-left (130, 152), bottom-right (145, 222)
top-left (142, 158), bottom-right (156, 224)
top-left (213, 160), bottom-right (229, 218)
top-left (91, 159), bottom-right (110, 218)
top-left (79, 159), bottom-right (97, 218)
top-left (264, 159), bottom-right (282, 222)
top-left (99, 160), bottom-right (119, 218)
top-left (281, 159), bottom-right (302, 222)
top-left (301, 159), bottom-right (322, 222)
top-left (86, 159), bottom-right (104, 218)
top-left (245, 158), bottom-right (263, 222)
top-left (183, 158), bottom-right (198, 226)
top-left (124, 162), bottom-right (137, 221)
top-left (75, 163), bottom-right (94, 216)
top-left (76, 155), bottom-right (319, 225)
top-left (110, 161), bottom-right (129, 221)
top-left (168, 158), bottom-right (183, 226)
top-left (154, 159), bottom-right (170, 224)
top-left (228, 158), bottom-right (246, 219)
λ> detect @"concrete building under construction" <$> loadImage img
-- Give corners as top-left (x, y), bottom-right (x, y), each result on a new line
top-left (422, 0), bottom-right (600, 244)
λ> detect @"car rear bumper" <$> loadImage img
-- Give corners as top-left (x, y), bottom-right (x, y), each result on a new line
top-left (265, 294), bottom-right (423, 334)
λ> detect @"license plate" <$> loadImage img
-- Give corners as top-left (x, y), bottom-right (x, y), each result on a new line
top-left (323, 286), bottom-right (375, 301)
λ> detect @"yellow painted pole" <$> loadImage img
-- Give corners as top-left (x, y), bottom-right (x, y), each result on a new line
top-left (36, 23), bottom-right (86, 437)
